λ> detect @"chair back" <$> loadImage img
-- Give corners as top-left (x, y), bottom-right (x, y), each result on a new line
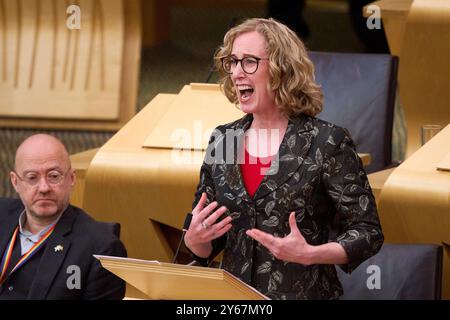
top-left (309, 51), bottom-right (398, 173)
top-left (337, 243), bottom-right (443, 300)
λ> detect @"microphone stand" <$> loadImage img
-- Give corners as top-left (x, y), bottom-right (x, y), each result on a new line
top-left (172, 213), bottom-right (193, 264)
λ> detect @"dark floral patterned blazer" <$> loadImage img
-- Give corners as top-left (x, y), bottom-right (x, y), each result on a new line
top-left (191, 113), bottom-right (383, 300)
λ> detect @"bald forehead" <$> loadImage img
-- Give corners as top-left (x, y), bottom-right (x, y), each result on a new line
top-left (15, 134), bottom-right (70, 171)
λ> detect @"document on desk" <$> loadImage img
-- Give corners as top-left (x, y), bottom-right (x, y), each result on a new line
top-left (93, 255), bottom-right (161, 265)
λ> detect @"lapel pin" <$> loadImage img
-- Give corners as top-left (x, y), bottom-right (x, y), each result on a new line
top-left (54, 245), bottom-right (64, 252)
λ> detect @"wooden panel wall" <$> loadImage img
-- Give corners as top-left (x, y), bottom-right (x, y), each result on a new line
top-left (0, 0), bottom-right (125, 121)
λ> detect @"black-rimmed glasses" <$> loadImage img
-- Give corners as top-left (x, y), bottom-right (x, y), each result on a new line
top-left (221, 56), bottom-right (269, 74)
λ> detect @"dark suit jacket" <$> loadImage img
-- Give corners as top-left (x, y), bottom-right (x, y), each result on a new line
top-left (191, 113), bottom-right (384, 300)
top-left (0, 198), bottom-right (127, 300)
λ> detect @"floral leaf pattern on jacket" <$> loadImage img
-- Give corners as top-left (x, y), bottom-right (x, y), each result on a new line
top-left (191, 114), bottom-right (383, 300)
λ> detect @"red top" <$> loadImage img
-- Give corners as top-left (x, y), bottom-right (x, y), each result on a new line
top-left (240, 148), bottom-right (272, 198)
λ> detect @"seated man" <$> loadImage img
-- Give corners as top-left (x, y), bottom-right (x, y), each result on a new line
top-left (0, 134), bottom-right (127, 300)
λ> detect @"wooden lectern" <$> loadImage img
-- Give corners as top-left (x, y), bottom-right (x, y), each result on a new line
top-left (95, 255), bottom-right (269, 300)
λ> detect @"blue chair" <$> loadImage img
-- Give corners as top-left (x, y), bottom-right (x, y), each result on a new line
top-left (309, 51), bottom-right (398, 173)
top-left (337, 243), bottom-right (443, 300)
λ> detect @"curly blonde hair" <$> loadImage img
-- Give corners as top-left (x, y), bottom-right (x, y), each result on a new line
top-left (214, 18), bottom-right (323, 118)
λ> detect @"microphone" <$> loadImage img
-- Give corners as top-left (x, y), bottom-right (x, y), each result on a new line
top-left (172, 213), bottom-right (193, 264)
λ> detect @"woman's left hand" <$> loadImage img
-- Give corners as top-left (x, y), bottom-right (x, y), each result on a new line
top-left (246, 212), bottom-right (314, 265)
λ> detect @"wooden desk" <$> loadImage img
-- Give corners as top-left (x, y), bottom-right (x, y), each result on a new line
top-left (367, 167), bottom-right (395, 204)
top-left (378, 124), bottom-right (450, 299)
top-left (70, 148), bottom-right (100, 208)
top-left (359, 153), bottom-right (371, 168)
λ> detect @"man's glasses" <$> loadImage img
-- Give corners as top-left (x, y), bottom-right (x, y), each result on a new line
top-left (13, 169), bottom-right (70, 187)
top-left (221, 56), bottom-right (269, 74)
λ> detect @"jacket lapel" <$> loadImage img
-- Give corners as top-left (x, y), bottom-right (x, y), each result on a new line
top-left (253, 115), bottom-right (315, 200)
top-left (0, 222), bottom-right (19, 259)
top-left (221, 114), bottom-right (315, 202)
top-left (0, 202), bottom-right (22, 258)
top-left (27, 206), bottom-right (76, 300)
top-left (228, 114), bottom-right (254, 203)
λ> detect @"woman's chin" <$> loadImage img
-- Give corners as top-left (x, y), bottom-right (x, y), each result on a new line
top-left (239, 102), bottom-right (257, 114)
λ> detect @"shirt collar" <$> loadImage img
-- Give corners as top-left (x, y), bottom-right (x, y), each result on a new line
top-left (19, 210), bottom-right (63, 239)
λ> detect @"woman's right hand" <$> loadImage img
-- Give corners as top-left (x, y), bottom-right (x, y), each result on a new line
top-left (184, 192), bottom-right (233, 258)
